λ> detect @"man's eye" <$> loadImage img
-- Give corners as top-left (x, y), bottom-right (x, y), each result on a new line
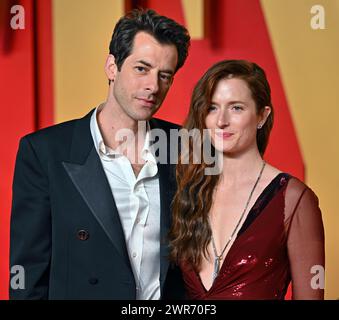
top-left (159, 74), bottom-right (172, 82)
top-left (135, 66), bottom-right (147, 73)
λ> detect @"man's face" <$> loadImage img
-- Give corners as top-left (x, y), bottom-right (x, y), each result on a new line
top-left (110, 32), bottom-right (178, 121)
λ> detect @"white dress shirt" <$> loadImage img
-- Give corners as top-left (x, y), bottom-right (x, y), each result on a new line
top-left (90, 106), bottom-right (161, 300)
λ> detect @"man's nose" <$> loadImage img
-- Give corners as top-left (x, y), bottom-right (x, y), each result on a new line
top-left (145, 73), bottom-right (159, 94)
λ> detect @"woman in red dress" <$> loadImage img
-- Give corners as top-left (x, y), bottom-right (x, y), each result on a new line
top-left (169, 60), bottom-right (324, 300)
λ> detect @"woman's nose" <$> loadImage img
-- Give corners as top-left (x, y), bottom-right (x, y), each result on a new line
top-left (217, 111), bottom-right (230, 127)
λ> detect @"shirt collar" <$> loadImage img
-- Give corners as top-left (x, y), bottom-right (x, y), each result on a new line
top-left (90, 105), bottom-right (157, 164)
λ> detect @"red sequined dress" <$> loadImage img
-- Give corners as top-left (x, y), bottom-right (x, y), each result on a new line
top-left (180, 174), bottom-right (325, 299)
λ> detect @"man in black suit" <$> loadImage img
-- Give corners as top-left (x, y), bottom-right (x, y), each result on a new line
top-left (9, 9), bottom-right (190, 299)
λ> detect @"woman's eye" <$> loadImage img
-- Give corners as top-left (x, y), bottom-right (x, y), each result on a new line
top-left (207, 105), bottom-right (217, 112)
top-left (232, 105), bottom-right (243, 111)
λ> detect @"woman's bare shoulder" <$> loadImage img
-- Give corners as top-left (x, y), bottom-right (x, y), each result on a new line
top-left (263, 163), bottom-right (308, 191)
top-left (261, 163), bottom-right (283, 185)
top-left (264, 163), bottom-right (317, 199)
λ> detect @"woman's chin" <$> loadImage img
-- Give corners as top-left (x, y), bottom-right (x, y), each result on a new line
top-left (211, 141), bottom-right (235, 154)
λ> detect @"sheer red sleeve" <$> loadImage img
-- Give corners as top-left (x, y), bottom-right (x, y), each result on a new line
top-left (285, 178), bottom-right (325, 300)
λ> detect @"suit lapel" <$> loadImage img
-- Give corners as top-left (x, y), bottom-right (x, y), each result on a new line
top-left (158, 163), bottom-right (171, 289)
top-left (149, 118), bottom-right (175, 290)
top-left (63, 109), bottom-right (130, 267)
top-left (62, 113), bottom-right (177, 290)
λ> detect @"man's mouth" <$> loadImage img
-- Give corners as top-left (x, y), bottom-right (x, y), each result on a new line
top-left (136, 98), bottom-right (156, 107)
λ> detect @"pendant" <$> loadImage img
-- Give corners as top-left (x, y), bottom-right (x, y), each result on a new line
top-left (213, 256), bottom-right (220, 282)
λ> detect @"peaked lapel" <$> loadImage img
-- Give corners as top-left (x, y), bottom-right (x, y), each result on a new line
top-left (62, 109), bottom-right (131, 269)
top-left (62, 112), bottom-right (177, 291)
top-left (149, 118), bottom-right (176, 290)
top-left (157, 163), bottom-right (172, 289)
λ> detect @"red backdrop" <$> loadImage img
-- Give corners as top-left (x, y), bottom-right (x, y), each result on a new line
top-left (0, 0), bottom-right (54, 299)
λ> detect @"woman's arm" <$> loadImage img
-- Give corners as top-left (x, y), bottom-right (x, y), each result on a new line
top-left (287, 186), bottom-right (325, 300)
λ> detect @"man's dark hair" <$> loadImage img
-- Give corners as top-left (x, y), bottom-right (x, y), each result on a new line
top-left (109, 9), bottom-right (190, 73)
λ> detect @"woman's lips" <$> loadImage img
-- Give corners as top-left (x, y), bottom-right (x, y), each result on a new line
top-left (215, 132), bottom-right (234, 138)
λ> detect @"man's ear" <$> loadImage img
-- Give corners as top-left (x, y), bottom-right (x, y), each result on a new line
top-left (105, 54), bottom-right (117, 83)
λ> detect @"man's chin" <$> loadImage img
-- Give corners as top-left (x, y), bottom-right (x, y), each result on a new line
top-left (134, 109), bottom-right (158, 121)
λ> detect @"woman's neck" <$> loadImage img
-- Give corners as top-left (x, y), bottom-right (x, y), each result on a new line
top-left (219, 148), bottom-right (264, 186)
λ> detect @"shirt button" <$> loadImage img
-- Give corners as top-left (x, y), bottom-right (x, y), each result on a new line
top-left (132, 252), bottom-right (137, 258)
top-left (136, 217), bottom-right (140, 224)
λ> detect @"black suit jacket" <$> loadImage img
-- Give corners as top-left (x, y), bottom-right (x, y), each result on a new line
top-left (9, 109), bottom-right (185, 299)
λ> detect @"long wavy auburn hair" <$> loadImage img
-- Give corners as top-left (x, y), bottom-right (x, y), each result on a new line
top-left (168, 60), bottom-right (274, 271)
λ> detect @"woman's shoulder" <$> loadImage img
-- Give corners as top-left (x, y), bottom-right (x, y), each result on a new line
top-left (265, 163), bottom-right (318, 200)
top-left (262, 163), bottom-right (285, 186)
top-left (263, 163), bottom-right (283, 179)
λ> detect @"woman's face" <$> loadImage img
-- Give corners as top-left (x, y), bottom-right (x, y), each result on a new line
top-left (205, 78), bottom-right (269, 155)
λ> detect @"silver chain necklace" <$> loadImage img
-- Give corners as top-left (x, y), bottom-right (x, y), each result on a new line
top-left (210, 161), bottom-right (266, 283)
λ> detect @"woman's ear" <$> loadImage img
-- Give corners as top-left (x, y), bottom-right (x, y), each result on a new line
top-left (105, 54), bottom-right (117, 83)
top-left (257, 106), bottom-right (271, 129)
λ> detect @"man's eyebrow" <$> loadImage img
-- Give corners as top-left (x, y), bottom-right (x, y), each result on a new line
top-left (137, 60), bottom-right (153, 68)
top-left (136, 60), bottom-right (174, 75)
